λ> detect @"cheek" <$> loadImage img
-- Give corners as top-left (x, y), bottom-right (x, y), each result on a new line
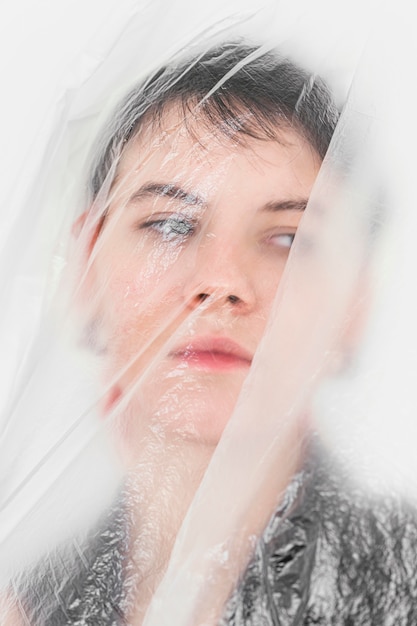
top-left (106, 268), bottom-right (179, 338)
top-left (95, 245), bottom-right (176, 318)
top-left (86, 252), bottom-right (178, 367)
top-left (256, 265), bottom-right (286, 320)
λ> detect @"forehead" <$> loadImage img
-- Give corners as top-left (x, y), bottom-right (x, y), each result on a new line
top-left (113, 104), bottom-right (321, 198)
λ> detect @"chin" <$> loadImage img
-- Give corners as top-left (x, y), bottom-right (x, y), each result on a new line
top-left (104, 361), bottom-right (247, 459)
top-left (110, 389), bottom-right (237, 465)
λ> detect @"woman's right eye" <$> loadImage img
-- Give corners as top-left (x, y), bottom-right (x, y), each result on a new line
top-left (138, 215), bottom-right (197, 241)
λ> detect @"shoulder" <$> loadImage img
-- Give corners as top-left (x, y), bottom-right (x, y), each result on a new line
top-left (223, 438), bottom-right (417, 625)
top-left (305, 440), bottom-right (417, 623)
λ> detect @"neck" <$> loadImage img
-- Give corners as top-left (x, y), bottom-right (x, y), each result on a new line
top-left (122, 433), bottom-right (214, 624)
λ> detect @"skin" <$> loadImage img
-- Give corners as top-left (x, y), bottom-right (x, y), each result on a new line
top-left (81, 106), bottom-right (322, 463)
top-left (2, 109), bottom-right (323, 626)
top-left (70, 107), bottom-right (323, 623)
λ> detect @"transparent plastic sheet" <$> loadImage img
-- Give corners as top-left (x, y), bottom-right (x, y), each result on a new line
top-left (1, 1), bottom-right (416, 624)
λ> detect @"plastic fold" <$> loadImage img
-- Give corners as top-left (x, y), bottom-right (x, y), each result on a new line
top-left (1, 1), bottom-right (416, 624)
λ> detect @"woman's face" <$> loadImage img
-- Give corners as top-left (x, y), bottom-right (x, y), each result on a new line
top-left (85, 107), bottom-right (321, 453)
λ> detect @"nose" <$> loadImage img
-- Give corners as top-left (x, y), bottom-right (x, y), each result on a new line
top-left (183, 237), bottom-right (257, 314)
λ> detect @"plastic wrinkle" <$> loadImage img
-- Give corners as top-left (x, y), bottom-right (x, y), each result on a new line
top-left (1, 1), bottom-right (417, 625)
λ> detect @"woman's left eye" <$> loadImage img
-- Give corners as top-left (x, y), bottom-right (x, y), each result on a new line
top-left (139, 215), bottom-right (196, 241)
top-left (268, 232), bottom-right (296, 249)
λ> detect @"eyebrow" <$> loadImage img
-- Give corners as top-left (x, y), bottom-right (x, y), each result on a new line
top-left (130, 182), bottom-right (205, 207)
top-left (261, 199), bottom-right (308, 212)
top-left (130, 181), bottom-right (308, 213)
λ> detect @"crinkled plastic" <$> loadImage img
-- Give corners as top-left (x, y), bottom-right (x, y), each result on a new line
top-left (1, 1), bottom-right (417, 624)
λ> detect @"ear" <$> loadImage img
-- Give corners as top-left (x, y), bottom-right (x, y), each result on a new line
top-left (70, 209), bottom-right (105, 314)
top-left (70, 211), bottom-right (108, 352)
top-left (72, 210), bottom-right (105, 257)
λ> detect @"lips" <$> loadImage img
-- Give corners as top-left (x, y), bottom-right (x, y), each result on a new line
top-left (170, 336), bottom-right (253, 371)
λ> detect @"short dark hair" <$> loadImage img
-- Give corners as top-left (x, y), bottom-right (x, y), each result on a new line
top-left (89, 41), bottom-right (339, 198)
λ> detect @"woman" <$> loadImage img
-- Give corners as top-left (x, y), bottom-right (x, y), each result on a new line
top-left (3, 39), bottom-right (417, 625)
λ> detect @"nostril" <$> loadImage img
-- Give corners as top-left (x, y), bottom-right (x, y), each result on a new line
top-left (190, 292), bottom-right (242, 307)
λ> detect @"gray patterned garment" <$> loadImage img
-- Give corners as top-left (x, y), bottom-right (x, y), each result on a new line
top-left (17, 441), bottom-right (417, 625)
